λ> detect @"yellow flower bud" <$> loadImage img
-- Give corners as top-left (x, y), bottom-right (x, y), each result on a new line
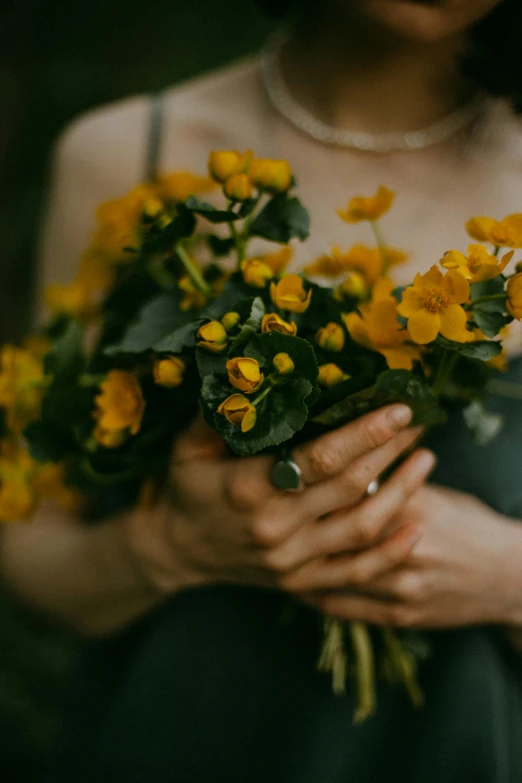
top-left (224, 173), bottom-right (253, 202)
top-left (316, 322), bottom-right (345, 352)
top-left (241, 258), bottom-right (273, 288)
top-left (208, 150), bottom-right (250, 183)
top-left (0, 479), bottom-right (35, 522)
top-left (153, 356), bottom-right (185, 388)
top-left (217, 394), bottom-right (257, 432)
top-left (507, 272), bottom-right (522, 319)
top-left (336, 271), bottom-right (369, 302)
top-left (221, 312), bottom-right (241, 332)
top-left (261, 313), bottom-right (297, 336)
top-left (93, 426), bottom-right (127, 449)
top-left (270, 275), bottom-right (312, 313)
top-left (317, 363), bottom-right (350, 388)
top-left (249, 159), bottom-right (292, 194)
top-left (226, 357), bottom-right (264, 393)
top-left (141, 197), bottom-right (164, 222)
top-left (196, 321), bottom-right (228, 352)
top-left (273, 352), bottom-right (294, 375)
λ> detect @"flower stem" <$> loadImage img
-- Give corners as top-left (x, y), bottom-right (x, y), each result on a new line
top-left (175, 241), bottom-right (211, 296)
top-left (382, 628), bottom-right (424, 707)
top-left (230, 220), bottom-right (246, 270)
top-left (317, 617), bottom-right (347, 696)
top-left (487, 379), bottom-right (522, 400)
top-left (252, 376), bottom-right (277, 408)
top-left (350, 621), bottom-right (376, 723)
top-left (432, 349), bottom-right (458, 397)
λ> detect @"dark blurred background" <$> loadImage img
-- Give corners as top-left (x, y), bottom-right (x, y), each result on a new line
top-left (0, 1), bottom-right (273, 779)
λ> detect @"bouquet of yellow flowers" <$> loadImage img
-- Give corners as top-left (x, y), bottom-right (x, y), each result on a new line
top-left (2, 147), bottom-right (522, 721)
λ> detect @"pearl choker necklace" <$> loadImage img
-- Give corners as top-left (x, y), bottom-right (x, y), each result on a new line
top-left (260, 34), bottom-right (485, 153)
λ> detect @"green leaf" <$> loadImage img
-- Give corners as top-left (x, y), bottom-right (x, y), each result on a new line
top-left (24, 420), bottom-right (75, 463)
top-left (228, 297), bottom-right (265, 354)
top-left (237, 198), bottom-right (258, 218)
top-left (471, 307), bottom-right (507, 338)
top-left (313, 369), bottom-right (446, 428)
top-left (202, 374), bottom-right (314, 456)
top-left (457, 340), bottom-right (502, 360)
top-left (311, 373), bottom-right (377, 416)
top-left (185, 195), bottom-right (238, 223)
top-left (44, 320), bottom-right (85, 378)
top-left (104, 293), bottom-right (188, 355)
top-left (249, 195), bottom-right (310, 243)
top-left (196, 347), bottom-right (228, 376)
top-left (245, 331), bottom-right (318, 383)
top-left (208, 235), bottom-right (235, 256)
top-left (153, 320), bottom-right (202, 354)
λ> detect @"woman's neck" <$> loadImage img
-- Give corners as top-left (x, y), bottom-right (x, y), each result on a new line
top-left (281, 5), bottom-right (475, 137)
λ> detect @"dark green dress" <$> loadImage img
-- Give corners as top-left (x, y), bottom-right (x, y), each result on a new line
top-left (45, 369), bottom-right (522, 783)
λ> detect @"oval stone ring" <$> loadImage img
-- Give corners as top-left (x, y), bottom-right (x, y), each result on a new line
top-left (270, 448), bottom-right (303, 491)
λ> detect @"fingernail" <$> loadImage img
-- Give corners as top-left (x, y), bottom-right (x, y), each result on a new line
top-left (387, 405), bottom-right (413, 429)
top-left (417, 449), bottom-right (437, 474)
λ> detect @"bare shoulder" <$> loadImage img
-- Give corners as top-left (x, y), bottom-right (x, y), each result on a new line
top-left (39, 56), bottom-right (262, 295)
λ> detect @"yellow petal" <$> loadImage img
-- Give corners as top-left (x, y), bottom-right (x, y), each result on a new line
top-left (443, 269), bottom-right (470, 304)
top-left (407, 309), bottom-right (440, 344)
top-left (465, 217), bottom-right (497, 243)
top-left (380, 347), bottom-right (420, 371)
top-left (439, 304), bottom-right (472, 342)
top-left (397, 288), bottom-right (423, 318)
top-left (416, 265), bottom-right (443, 293)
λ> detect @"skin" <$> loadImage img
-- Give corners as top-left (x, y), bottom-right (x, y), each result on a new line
top-left (2, 0), bottom-right (522, 653)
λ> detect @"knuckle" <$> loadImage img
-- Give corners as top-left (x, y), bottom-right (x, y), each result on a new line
top-left (307, 444), bottom-right (339, 480)
top-left (365, 415), bottom-right (393, 450)
top-left (346, 561), bottom-right (369, 585)
top-left (226, 470), bottom-right (263, 512)
top-left (262, 547), bottom-right (292, 574)
top-left (353, 515), bottom-right (380, 548)
top-left (347, 463), bottom-right (374, 498)
top-left (252, 517), bottom-right (284, 548)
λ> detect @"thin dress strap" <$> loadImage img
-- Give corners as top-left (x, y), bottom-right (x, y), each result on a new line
top-left (144, 93), bottom-right (165, 183)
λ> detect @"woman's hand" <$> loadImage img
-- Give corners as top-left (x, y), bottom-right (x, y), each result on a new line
top-left (305, 484), bottom-right (522, 630)
top-left (121, 404), bottom-right (435, 599)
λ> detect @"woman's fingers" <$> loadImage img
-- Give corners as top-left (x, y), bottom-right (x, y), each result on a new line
top-left (281, 523), bottom-right (422, 593)
top-left (292, 404), bottom-right (413, 485)
top-left (301, 591), bottom-right (418, 627)
top-left (303, 424), bottom-right (424, 519)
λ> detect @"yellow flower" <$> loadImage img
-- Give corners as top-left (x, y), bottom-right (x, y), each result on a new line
top-left (208, 150), bottom-right (252, 183)
top-left (156, 171), bottom-right (215, 202)
top-left (92, 184), bottom-right (156, 261)
top-left (226, 357), bottom-right (264, 393)
top-left (78, 250), bottom-right (117, 295)
top-left (441, 244), bottom-right (513, 283)
top-left (221, 312), bottom-right (241, 332)
top-left (488, 348), bottom-right (508, 373)
top-left (0, 478), bottom-right (34, 521)
top-left (506, 272), bottom-right (522, 319)
top-left (466, 214), bottom-right (522, 248)
top-left (335, 270), bottom-right (371, 303)
top-left (153, 356), bottom-right (185, 388)
top-left (344, 279), bottom-right (423, 370)
top-left (306, 244), bottom-right (406, 282)
top-left (337, 186), bottom-right (395, 223)
top-left (261, 313), bottom-right (297, 336)
top-left (178, 275), bottom-right (207, 312)
top-left (45, 278), bottom-right (97, 320)
top-left (270, 275), bottom-right (312, 313)
top-left (249, 158), bottom-right (292, 194)
top-left (273, 353), bottom-right (295, 375)
top-left (217, 394), bottom-right (257, 432)
top-left (196, 321), bottom-right (228, 352)
top-left (316, 322), bottom-right (345, 352)
top-left (317, 363), bottom-right (349, 388)
top-left (241, 247), bottom-right (292, 287)
top-left (0, 345), bottom-right (47, 432)
top-left (0, 440), bottom-right (36, 522)
top-left (95, 370), bottom-right (145, 437)
top-left (397, 265), bottom-right (473, 345)
top-left (224, 173), bottom-right (253, 202)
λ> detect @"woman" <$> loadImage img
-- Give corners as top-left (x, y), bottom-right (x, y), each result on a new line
top-left (2, 0), bottom-right (522, 780)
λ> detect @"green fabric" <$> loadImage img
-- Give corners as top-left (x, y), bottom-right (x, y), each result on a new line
top-left (46, 363), bottom-right (522, 783)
